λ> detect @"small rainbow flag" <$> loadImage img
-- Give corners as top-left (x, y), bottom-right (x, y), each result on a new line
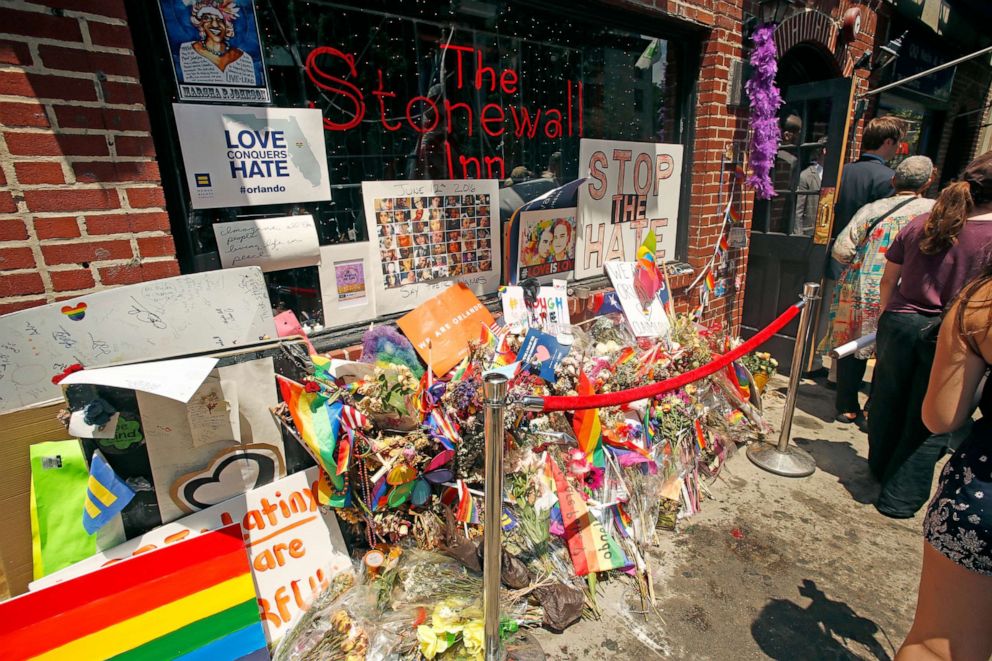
top-left (729, 204), bottom-right (741, 223)
top-left (455, 479), bottom-right (478, 524)
top-left (704, 270), bottom-right (716, 294)
top-left (613, 502), bottom-right (634, 539)
top-left (643, 409), bottom-right (656, 449)
top-left (573, 372), bottom-right (605, 469)
top-left (0, 525), bottom-right (266, 660)
top-left (726, 360), bottom-right (751, 400)
top-left (719, 232), bottom-right (730, 253)
top-left (427, 409), bottom-right (461, 451)
top-left (693, 419), bottom-right (708, 452)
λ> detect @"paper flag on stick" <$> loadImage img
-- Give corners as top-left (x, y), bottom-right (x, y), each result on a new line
top-left (455, 479), bottom-right (478, 524)
top-left (82, 450), bottom-right (134, 535)
top-left (633, 231), bottom-right (662, 310)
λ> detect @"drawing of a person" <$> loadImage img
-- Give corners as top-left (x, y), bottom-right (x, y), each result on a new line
top-left (179, 1), bottom-right (256, 86)
top-left (551, 219), bottom-right (573, 261)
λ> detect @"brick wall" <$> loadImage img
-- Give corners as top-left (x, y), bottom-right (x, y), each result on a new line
top-left (0, 0), bottom-right (177, 316)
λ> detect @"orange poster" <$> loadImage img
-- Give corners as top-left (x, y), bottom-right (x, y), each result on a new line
top-left (398, 283), bottom-right (495, 377)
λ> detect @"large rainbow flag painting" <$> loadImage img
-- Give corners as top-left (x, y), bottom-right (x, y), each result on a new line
top-left (0, 525), bottom-right (268, 660)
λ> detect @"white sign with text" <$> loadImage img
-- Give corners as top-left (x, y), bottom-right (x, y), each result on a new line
top-left (214, 215), bottom-right (321, 272)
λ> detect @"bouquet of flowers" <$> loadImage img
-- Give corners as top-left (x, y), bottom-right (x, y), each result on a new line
top-left (740, 351), bottom-right (778, 393)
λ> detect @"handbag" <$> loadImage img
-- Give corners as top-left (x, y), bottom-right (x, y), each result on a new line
top-left (828, 196), bottom-right (917, 280)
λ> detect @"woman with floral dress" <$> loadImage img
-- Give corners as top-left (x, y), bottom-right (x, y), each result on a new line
top-left (825, 156), bottom-right (937, 430)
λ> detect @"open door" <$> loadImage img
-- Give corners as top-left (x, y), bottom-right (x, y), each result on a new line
top-left (741, 77), bottom-right (855, 373)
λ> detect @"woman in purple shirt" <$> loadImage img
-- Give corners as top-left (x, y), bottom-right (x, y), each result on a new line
top-left (868, 151), bottom-right (992, 518)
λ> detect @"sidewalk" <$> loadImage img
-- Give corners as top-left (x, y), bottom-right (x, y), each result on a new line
top-left (532, 375), bottom-right (928, 660)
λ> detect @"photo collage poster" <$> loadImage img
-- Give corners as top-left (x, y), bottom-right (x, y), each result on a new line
top-left (362, 180), bottom-right (501, 315)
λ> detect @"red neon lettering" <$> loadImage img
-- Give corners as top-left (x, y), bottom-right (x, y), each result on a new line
top-left (445, 100), bottom-right (474, 136)
top-left (501, 68), bottom-right (519, 94)
top-left (544, 109), bottom-right (563, 139)
top-left (475, 49), bottom-right (498, 91)
top-left (480, 103), bottom-right (505, 137)
top-left (408, 96), bottom-right (439, 134)
top-left (373, 69), bottom-right (402, 131)
top-left (509, 106), bottom-right (541, 139)
top-left (304, 47), bottom-right (365, 131)
top-left (440, 43), bottom-right (474, 89)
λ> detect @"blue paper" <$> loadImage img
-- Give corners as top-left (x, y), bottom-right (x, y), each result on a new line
top-left (517, 329), bottom-right (570, 382)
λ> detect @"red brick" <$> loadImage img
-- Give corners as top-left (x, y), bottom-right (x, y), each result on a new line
top-left (0, 102), bottom-right (50, 128)
top-left (139, 259), bottom-right (181, 281)
top-left (53, 105), bottom-right (149, 132)
top-left (136, 235), bottom-right (175, 258)
top-left (49, 267), bottom-right (95, 292)
top-left (41, 239), bottom-right (133, 265)
top-left (125, 187), bottom-right (164, 209)
top-left (0, 8), bottom-right (83, 42)
top-left (114, 135), bottom-right (155, 157)
top-left (99, 258), bottom-right (180, 285)
top-left (0, 40), bottom-right (32, 66)
top-left (14, 162), bottom-right (66, 185)
top-left (86, 211), bottom-right (170, 234)
top-left (0, 271), bottom-right (44, 297)
top-left (23, 188), bottom-right (119, 212)
top-left (0, 298), bottom-right (46, 315)
top-left (0, 192), bottom-right (17, 214)
top-left (4, 132), bottom-right (109, 157)
top-left (100, 81), bottom-right (146, 105)
top-left (73, 160), bottom-right (160, 183)
top-left (0, 218), bottom-right (28, 241)
top-left (87, 21), bottom-right (133, 49)
top-left (38, 44), bottom-right (140, 79)
top-left (0, 168), bottom-right (4, 186)
top-left (0, 71), bottom-right (97, 102)
top-left (47, 0), bottom-right (128, 20)
top-left (34, 216), bottom-right (80, 239)
top-left (0, 246), bottom-right (36, 270)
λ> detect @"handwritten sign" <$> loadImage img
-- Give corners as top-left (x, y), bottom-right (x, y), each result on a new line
top-left (214, 214), bottom-right (320, 272)
top-left (576, 139), bottom-right (683, 279)
top-left (604, 261), bottom-right (670, 338)
top-left (0, 268), bottom-right (275, 414)
top-left (31, 467), bottom-right (351, 645)
top-left (500, 280), bottom-right (571, 336)
top-left (362, 179), bottom-right (501, 315)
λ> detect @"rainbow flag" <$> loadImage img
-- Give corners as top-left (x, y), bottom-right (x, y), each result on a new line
top-left (719, 232), bottom-right (730, 253)
top-left (613, 502), bottom-right (634, 539)
top-left (546, 455), bottom-right (630, 576)
top-left (455, 480), bottom-right (478, 524)
top-left (633, 231), bottom-right (662, 309)
top-left (427, 409), bottom-right (461, 451)
top-left (726, 360), bottom-right (751, 400)
top-left (729, 204), bottom-right (741, 223)
top-left (693, 419), bottom-right (708, 452)
top-left (0, 525), bottom-right (266, 660)
top-left (572, 372), bottom-right (605, 469)
top-left (643, 409), bottom-right (656, 449)
top-left (277, 376), bottom-right (350, 507)
top-left (704, 270), bottom-right (716, 294)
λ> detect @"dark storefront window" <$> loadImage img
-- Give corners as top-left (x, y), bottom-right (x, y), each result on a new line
top-left (130, 0), bottom-right (696, 326)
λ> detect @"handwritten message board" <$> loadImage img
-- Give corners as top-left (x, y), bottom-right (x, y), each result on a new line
top-left (0, 267), bottom-right (275, 414)
top-left (500, 281), bottom-right (571, 336)
top-left (604, 261), bottom-right (670, 338)
top-left (214, 214), bottom-right (320, 272)
top-left (31, 467), bottom-right (350, 645)
top-left (576, 139), bottom-right (683, 279)
top-left (362, 179), bottom-right (501, 315)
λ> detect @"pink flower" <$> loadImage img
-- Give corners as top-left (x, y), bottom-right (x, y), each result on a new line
top-left (584, 467), bottom-right (605, 491)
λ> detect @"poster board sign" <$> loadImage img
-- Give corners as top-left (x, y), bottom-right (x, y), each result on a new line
top-left (214, 214), bottom-right (321, 272)
top-left (362, 179), bottom-right (500, 315)
top-left (158, 0), bottom-right (270, 103)
top-left (173, 104), bottom-right (331, 210)
top-left (500, 280), bottom-right (571, 336)
top-left (575, 139), bottom-right (683, 279)
top-left (317, 242), bottom-right (377, 329)
top-left (397, 283), bottom-right (495, 377)
top-left (516, 207), bottom-right (577, 282)
top-left (32, 467), bottom-right (351, 644)
top-left (0, 267), bottom-right (275, 414)
top-left (604, 261), bottom-right (671, 338)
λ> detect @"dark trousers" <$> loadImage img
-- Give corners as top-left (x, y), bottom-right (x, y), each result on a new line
top-left (835, 355), bottom-right (868, 414)
top-left (867, 311), bottom-right (944, 517)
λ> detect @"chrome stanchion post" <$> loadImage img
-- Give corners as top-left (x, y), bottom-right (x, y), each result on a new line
top-left (482, 373), bottom-right (508, 661)
top-left (747, 282), bottom-right (820, 477)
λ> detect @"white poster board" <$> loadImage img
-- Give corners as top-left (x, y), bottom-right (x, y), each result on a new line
top-left (0, 267), bottom-right (275, 414)
top-left (362, 179), bottom-right (501, 315)
top-left (576, 139), bottom-right (683, 279)
top-left (173, 104), bottom-right (331, 209)
top-left (31, 467), bottom-right (351, 644)
top-left (604, 261), bottom-right (671, 338)
top-left (214, 214), bottom-right (321, 272)
top-left (317, 243), bottom-right (377, 328)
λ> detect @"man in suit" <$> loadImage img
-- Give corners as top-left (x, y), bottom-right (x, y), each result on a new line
top-left (794, 137), bottom-right (827, 235)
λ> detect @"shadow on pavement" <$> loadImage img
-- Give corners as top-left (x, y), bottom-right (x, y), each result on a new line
top-left (752, 579), bottom-right (893, 660)
top-left (794, 437), bottom-right (879, 505)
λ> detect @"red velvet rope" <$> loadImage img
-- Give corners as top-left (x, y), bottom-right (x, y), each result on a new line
top-left (538, 302), bottom-right (803, 412)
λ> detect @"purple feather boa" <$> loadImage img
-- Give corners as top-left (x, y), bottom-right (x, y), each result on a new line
top-left (745, 24), bottom-right (782, 200)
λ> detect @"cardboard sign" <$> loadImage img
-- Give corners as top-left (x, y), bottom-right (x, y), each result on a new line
top-left (8, 525), bottom-right (268, 659)
top-left (214, 215), bottom-right (320, 272)
top-left (362, 179), bottom-right (500, 315)
top-left (174, 104), bottom-right (331, 209)
top-left (605, 261), bottom-right (671, 338)
top-left (500, 280), bottom-right (571, 336)
top-left (516, 207), bottom-right (577, 282)
top-left (32, 467), bottom-right (350, 644)
top-left (397, 283), bottom-right (495, 377)
top-left (0, 267), bottom-right (274, 414)
top-left (576, 139), bottom-right (683, 279)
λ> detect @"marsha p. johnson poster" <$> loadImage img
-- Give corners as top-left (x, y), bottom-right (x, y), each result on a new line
top-left (159, 0), bottom-right (271, 103)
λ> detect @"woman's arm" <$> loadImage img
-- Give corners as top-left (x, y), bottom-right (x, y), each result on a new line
top-left (879, 260), bottom-right (902, 311)
top-left (922, 298), bottom-right (988, 433)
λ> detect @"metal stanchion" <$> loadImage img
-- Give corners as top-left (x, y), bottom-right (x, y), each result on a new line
top-left (482, 372), bottom-right (508, 661)
top-left (747, 282), bottom-right (820, 477)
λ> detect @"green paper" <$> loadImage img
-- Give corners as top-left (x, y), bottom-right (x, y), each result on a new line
top-left (30, 440), bottom-right (97, 579)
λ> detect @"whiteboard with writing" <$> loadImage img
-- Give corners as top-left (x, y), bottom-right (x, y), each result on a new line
top-left (31, 467), bottom-right (351, 644)
top-left (0, 267), bottom-right (276, 414)
top-left (214, 214), bottom-right (320, 272)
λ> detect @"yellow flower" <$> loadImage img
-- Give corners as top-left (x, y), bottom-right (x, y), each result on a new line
top-left (417, 625), bottom-right (453, 659)
top-left (432, 600), bottom-right (466, 634)
top-left (462, 619), bottom-right (485, 659)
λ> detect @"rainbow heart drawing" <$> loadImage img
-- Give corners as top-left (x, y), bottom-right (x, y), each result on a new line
top-left (61, 302), bottom-right (87, 321)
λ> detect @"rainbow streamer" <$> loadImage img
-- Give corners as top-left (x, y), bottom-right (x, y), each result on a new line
top-left (572, 372), bottom-right (605, 469)
top-left (693, 419), bottom-right (708, 452)
top-left (427, 409), bottom-right (461, 451)
top-left (455, 479), bottom-right (478, 524)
